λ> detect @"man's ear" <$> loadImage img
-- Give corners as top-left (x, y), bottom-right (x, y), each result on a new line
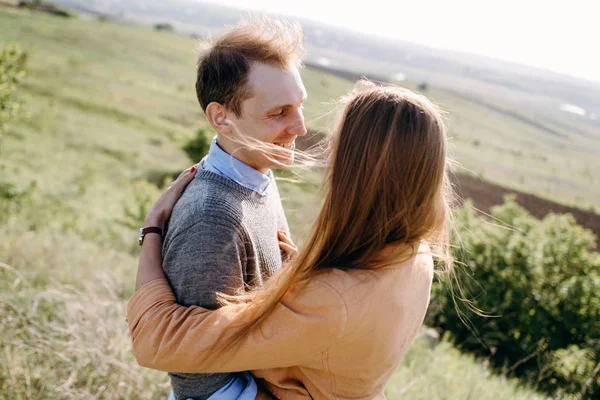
top-left (205, 102), bottom-right (232, 135)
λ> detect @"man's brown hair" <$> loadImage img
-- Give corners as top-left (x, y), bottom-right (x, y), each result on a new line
top-left (196, 17), bottom-right (305, 117)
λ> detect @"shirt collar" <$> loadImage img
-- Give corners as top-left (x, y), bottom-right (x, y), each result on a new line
top-left (201, 136), bottom-right (272, 195)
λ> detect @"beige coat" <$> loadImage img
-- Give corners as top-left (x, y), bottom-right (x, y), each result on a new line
top-left (127, 243), bottom-right (434, 399)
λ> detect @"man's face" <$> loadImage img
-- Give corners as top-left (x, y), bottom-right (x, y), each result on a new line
top-left (227, 63), bottom-right (307, 172)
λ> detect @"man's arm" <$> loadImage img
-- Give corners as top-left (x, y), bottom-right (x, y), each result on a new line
top-left (163, 219), bottom-right (247, 308)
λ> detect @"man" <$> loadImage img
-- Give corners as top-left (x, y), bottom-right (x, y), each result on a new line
top-left (160, 17), bottom-right (307, 400)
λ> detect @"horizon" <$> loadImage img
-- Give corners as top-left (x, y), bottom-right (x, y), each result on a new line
top-left (197, 0), bottom-right (600, 84)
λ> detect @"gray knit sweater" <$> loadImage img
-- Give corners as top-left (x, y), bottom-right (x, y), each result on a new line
top-left (162, 170), bottom-right (289, 400)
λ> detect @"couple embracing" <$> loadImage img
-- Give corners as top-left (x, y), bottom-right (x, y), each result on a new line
top-left (128, 17), bottom-right (453, 400)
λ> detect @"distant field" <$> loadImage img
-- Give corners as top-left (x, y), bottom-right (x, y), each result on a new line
top-left (306, 62), bottom-right (600, 212)
top-left (2, 6), bottom-right (599, 216)
top-left (420, 83), bottom-right (599, 211)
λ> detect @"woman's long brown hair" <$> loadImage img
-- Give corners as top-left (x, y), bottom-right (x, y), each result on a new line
top-left (214, 82), bottom-right (455, 361)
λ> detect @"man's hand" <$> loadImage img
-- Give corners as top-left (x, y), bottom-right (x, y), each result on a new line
top-left (278, 230), bottom-right (298, 260)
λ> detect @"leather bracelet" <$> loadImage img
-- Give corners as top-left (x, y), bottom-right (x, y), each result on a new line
top-left (138, 226), bottom-right (163, 246)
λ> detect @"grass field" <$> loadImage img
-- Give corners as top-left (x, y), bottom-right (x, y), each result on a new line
top-left (0, 6), bottom-right (567, 399)
top-left (397, 83), bottom-right (600, 212)
top-left (1, 225), bottom-right (545, 399)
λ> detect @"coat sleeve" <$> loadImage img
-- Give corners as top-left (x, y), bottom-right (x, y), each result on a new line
top-left (127, 277), bottom-right (348, 373)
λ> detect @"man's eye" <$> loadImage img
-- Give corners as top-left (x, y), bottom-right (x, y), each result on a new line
top-left (272, 110), bottom-right (285, 117)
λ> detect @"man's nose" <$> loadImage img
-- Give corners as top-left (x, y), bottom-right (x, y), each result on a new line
top-left (287, 108), bottom-right (307, 136)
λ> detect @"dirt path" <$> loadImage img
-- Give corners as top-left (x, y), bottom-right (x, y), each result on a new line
top-left (455, 173), bottom-right (599, 246)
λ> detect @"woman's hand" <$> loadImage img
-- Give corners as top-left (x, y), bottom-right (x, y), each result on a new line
top-left (144, 165), bottom-right (198, 228)
top-left (278, 230), bottom-right (298, 260)
top-left (135, 165), bottom-right (197, 290)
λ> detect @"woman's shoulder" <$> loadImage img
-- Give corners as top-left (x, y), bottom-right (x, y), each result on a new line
top-left (287, 241), bottom-right (434, 308)
top-left (278, 273), bottom-right (349, 337)
top-left (309, 268), bottom-right (367, 296)
top-left (280, 271), bottom-right (358, 324)
top-left (306, 243), bottom-right (434, 302)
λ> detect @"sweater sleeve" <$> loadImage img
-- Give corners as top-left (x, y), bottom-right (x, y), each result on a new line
top-left (162, 219), bottom-right (247, 309)
top-left (127, 277), bottom-right (348, 373)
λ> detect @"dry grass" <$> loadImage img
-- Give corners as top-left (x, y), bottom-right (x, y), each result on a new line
top-left (0, 228), bottom-right (171, 399)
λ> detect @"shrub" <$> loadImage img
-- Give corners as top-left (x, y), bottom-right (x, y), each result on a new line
top-left (0, 44), bottom-right (27, 136)
top-left (154, 23), bottom-right (174, 32)
top-left (17, 1), bottom-right (74, 18)
top-left (1, 44), bottom-right (32, 226)
top-left (0, 181), bottom-right (37, 224)
top-left (182, 128), bottom-right (211, 163)
top-left (427, 196), bottom-right (600, 397)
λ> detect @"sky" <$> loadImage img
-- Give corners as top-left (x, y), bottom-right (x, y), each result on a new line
top-left (198, 0), bottom-right (600, 83)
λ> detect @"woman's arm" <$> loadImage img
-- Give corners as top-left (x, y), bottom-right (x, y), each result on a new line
top-left (127, 275), bottom-right (347, 373)
top-left (135, 166), bottom-right (196, 291)
top-left (135, 167), bottom-right (294, 288)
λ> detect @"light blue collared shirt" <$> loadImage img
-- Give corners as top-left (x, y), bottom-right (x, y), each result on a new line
top-left (168, 372), bottom-right (257, 400)
top-left (201, 137), bottom-right (272, 195)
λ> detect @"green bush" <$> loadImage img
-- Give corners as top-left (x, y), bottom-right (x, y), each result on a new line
top-left (427, 197), bottom-right (600, 398)
top-left (0, 44), bottom-right (27, 136)
top-left (154, 23), bottom-right (174, 32)
top-left (182, 128), bottom-right (211, 163)
top-left (0, 180), bottom-right (36, 224)
top-left (1, 44), bottom-right (31, 224)
top-left (17, 1), bottom-right (74, 18)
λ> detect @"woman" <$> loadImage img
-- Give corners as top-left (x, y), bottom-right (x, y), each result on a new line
top-left (128, 83), bottom-right (454, 399)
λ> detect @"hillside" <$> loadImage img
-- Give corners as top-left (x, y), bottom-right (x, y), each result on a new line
top-left (51, 0), bottom-right (600, 114)
top-left (46, 0), bottom-right (600, 211)
top-left (0, 7), bottom-right (549, 399)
